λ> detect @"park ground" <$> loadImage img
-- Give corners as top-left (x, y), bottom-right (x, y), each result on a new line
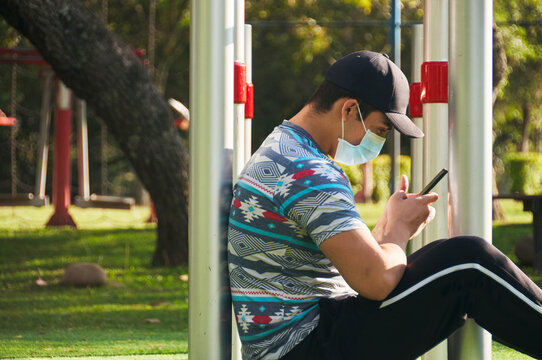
top-left (0, 201), bottom-right (539, 359)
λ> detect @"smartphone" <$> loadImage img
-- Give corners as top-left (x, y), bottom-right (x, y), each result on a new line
top-left (420, 168), bottom-right (448, 195)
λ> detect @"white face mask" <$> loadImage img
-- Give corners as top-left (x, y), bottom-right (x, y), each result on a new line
top-left (334, 104), bottom-right (386, 166)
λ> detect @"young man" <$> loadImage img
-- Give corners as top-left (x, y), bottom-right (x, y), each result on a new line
top-left (227, 50), bottom-right (542, 359)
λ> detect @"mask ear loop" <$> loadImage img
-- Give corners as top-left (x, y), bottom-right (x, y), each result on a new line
top-left (341, 117), bottom-right (345, 139)
top-left (356, 104), bottom-right (367, 132)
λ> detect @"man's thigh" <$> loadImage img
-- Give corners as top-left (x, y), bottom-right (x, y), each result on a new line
top-left (283, 236), bottom-right (542, 359)
top-left (283, 237), bottom-right (491, 359)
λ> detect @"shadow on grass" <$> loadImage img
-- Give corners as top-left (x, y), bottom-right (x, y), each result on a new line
top-left (0, 227), bottom-right (189, 358)
top-left (1, 328), bottom-right (188, 358)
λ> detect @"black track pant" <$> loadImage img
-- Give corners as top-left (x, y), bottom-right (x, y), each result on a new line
top-left (281, 236), bottom-right (542, 360)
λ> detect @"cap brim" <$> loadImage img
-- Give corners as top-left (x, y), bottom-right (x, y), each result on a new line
top-left (385, 112), bottom-right (424, 138)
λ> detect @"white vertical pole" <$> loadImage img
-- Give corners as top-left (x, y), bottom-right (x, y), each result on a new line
top-left (189, 0), bottom-right (234, 358)
top-left (244, 24), bottom-right (253, 164)
top-left (422, 1), bottom-right (448, 359)
top-left (35, 70), bottom-right (53, 200)
top-left (233, 0), bottom-right (245, 182)
top-left (448, 0), bottom-right (493, 358)
top-left (231, 3), bottom-right (245, 359)
top-left (225, 0), bottom-right (235, 150)
top-left (410, 24), bottom-right (424, 253)
top-left (75, 99), bottom-right (90, 200)
top-left (390, 0), bottom-right (401, 191)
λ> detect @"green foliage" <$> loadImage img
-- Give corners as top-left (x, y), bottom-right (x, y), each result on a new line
top-left (0, 0), bottom-right (428, 197)
top-left (503, 152), bottom-right (542, 194)
top-left (494, 0), bottom-right (542, 159)
top-left (337, 162), bottom-right (363, 194)
top-left (245, 0), bottom-right (424, 148)
top-left (372, 154), bottom-right (411, 203)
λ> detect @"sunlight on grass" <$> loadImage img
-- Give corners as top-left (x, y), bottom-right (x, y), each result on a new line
top-left (10, 356), bottom-right (188, 360)
top-left (0, 209), bottom-right (187, 358)
top-left (0, 203), bottom-right (539, 359)
top-left (0, 205), bottom-right (153, 230)
top-left (493, 199), bottom-right (533, 225)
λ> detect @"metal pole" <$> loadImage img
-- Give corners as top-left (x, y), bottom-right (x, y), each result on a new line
top-left (232, 2), bottom-right (245, 358)
top-left (35, 70), bottom-right (53, 200)
top-left (46, 81), bottom-right (76, 227)
top-left (10, 63), bottom-right (17, 195)
top-left (448, 0), bottom-right (493, 358)
top-left (76, 99), bottom-right (90, 200)
top-left (410, 24), bottom-right (424, 253)
top-left (421, 1), bottom-right (449, 359)
top-left (189, 0), bottom-right (233, 358)
top-left (244, 24), bottom-right (253, 163)
top-left (233, 0), bottom-right (245, 182)
top-left (389, 0), bottom-right (401, 192)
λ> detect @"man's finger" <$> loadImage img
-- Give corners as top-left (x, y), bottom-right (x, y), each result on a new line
top-left (420, 192), bottom-right (439, 204)
top-left (427, 205), bottom-right (436, 222)
top-left (396, 174), bottom-right (409, 193)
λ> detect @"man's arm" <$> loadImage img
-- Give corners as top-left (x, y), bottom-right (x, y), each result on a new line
top-left (320, 175), bottom-right (438, 301)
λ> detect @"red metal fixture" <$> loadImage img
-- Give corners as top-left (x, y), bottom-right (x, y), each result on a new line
top-left (421, 61), bottom-right (448, 103)
top-left (234, 61), bottom-right (247, 104)
top-left (409, 82), bottom-right (423, 118)
top-left (245, 82), bottom-right (254, 119)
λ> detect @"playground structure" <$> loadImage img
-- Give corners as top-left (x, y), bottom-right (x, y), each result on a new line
top-left (0, 47), bottom-right (136, 227)
top-left (0, 48), bottom-right (51, 207)
top-left (189, 0), bottom-right (492, 359)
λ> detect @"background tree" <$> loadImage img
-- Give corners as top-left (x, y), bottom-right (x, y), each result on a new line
top-left (245, 0), bottom-right (424, 151)
top-left (3, 0), bottom-right (541, 264)
top-left (492, 21), bottom-right (508, 220)
top-left (494, 0), bottom-right (542, 157)
top-left (493, 0), bottom-right (542, 195)
top-left (0, 0), bottom-right (189, 266)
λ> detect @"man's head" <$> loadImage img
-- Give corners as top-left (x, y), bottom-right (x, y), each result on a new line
top-left (308, 50), bottom-right (423, 138)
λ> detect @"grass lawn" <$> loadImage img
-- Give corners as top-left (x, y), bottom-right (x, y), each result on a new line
top-left (0, 206), bottom-right (187, 358)
top-left (0, 200), bottom-right (539, 359)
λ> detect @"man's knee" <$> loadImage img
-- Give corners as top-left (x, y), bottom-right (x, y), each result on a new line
top-left (446, 236), bottom-right (494, 262)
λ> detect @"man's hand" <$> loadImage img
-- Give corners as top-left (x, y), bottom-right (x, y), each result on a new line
top-left (381, 175), bottom-right (438, 242)
top-left (320, 175), bottom-right (439, 300)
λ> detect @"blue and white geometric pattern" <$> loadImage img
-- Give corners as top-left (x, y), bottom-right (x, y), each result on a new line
top-left (228, 121), bottom-right (368, 359)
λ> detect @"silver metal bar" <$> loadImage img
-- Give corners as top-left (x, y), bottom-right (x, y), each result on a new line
top-left (35, 70), bottom-right (53, 199)
top-left (232, 2), bottom-right (245, 358)
top-left (421, 1), bottom-right (449, 359)
top-left (189, 0), bottom-right (234, 358)
top-left (233, 0), bottom-right (245, 183)
top-left (75, 99), bottom-right (90, 200)
top-left (389, 0), bottom-right (401, 192)
top-left (244, 24), bottom-right (253, 164)
top-left (448, 0), bottom-right (493, 358)
top-left (410, 24), bottom-right (424, 253)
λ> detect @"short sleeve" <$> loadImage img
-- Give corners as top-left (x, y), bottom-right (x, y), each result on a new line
top-left (273, 159), bottom-right (368, 247)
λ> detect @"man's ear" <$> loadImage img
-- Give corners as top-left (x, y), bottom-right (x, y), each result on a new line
top-left (340, 98), bottom-right (359, 123)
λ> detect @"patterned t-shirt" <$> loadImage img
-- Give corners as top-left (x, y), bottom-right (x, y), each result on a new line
top-left (227, 121), bottom-right (368, 359)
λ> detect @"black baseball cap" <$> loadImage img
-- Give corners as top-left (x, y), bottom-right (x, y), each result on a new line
top-left (325, 50), bottom-right (424, 138)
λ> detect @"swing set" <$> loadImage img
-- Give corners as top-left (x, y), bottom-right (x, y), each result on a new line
top-left (0, 47), bottom-right (135, 225)
top-left (0, 47), bottom-right (50, 207)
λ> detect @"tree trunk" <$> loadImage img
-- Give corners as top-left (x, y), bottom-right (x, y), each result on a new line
top-left (0, 0), bottom-right (189, 266)
top-left (520, 102), bottom-right (531, 153)
top-left (536, 123), bottom-right (542, 154)
top-left (492, 23), bottom-right (507, 221)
